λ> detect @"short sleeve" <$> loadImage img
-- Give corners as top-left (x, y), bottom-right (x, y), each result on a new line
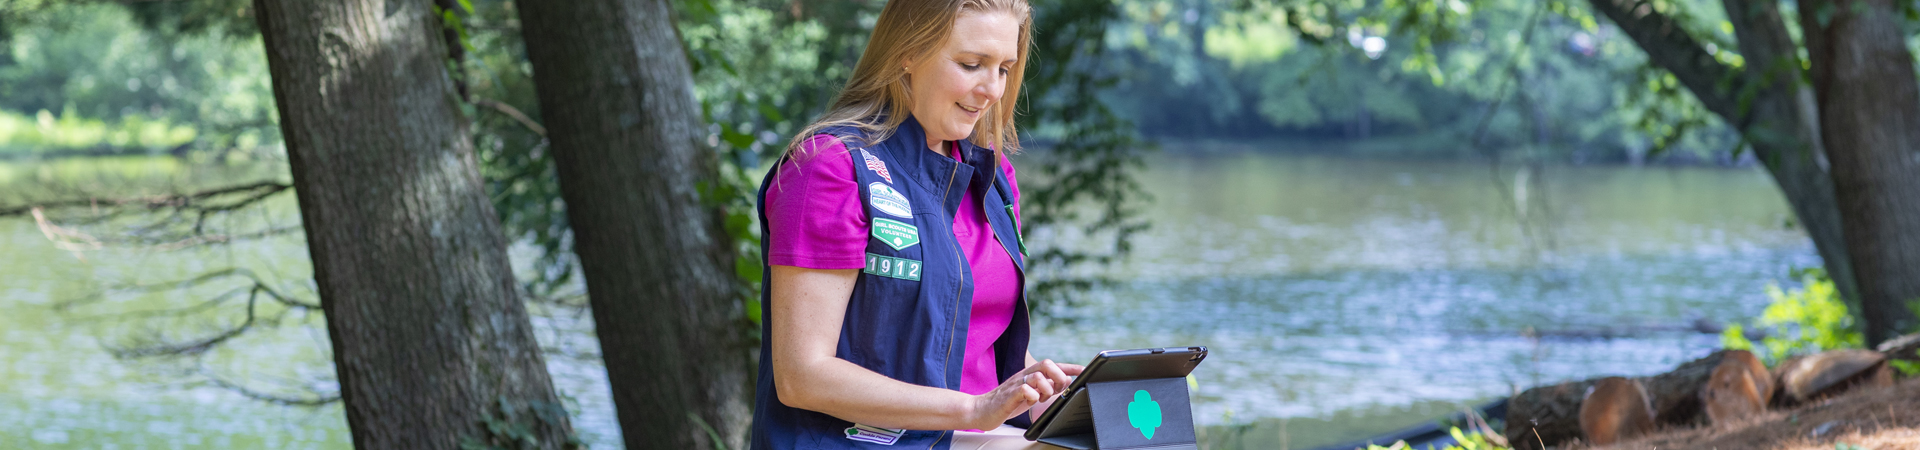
top-left (764, 135), bottom-right (870, 270)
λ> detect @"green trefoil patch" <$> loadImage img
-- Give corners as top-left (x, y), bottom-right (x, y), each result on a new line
top-left (871, 218), bottom-right (920, 250)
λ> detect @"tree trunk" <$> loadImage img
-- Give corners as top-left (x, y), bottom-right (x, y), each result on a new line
top-left (1719, 0), bottom-right (1865, 316)
top-left (1506, 350), bottom-right (1730, 450)
top-left (514, 1), bottom-right (752, 449)
top-left (1586, 0), bottom-right (1863, 311)
top-left (252, 1), bottom-right (574, 448)
top-left (1798, 0), bottom-right (1920, 347)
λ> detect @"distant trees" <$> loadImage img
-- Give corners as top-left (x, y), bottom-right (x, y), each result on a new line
top-left (252, 0), bottom-right (574, 448)
top-left (515, 0), bottom-right (752, 448)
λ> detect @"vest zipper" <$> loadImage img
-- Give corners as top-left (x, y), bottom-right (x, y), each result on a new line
top-left (936, 153), bottom-right (964, 449)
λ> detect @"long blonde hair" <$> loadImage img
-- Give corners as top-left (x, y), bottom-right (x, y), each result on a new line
top-left (786, 0), bottom-right (1032, 158)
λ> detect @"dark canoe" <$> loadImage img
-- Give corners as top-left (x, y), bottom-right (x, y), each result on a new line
top-left (1301, 397), bottom-right (1509, 450)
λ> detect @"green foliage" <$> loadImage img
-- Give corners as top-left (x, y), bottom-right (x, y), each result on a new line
top-left (1090, 0), bottom-right (1742, 162)
top-left (1721, 268), bottom-right (1865, 364)
top-left (1440, 426), bottom-right (1511, 450)
top-left (0, 2), bottom-right (277, 157)
top-left (676, 0), bottom-right (844, 328)
top-left (1899, 300), bottom-right (1920, 377)
top-left (1353, 427), bottom-right (1511, 450)
top-left (0, 108), bottom-right (196, 153)
top-left (440, 0), bottom-right (577, 300)
top-left (459, 396), bottom-right (584, 450)
top-left (1893, 359), bottom-right (1920, 378)
top-left (1015, 0), bottom-right (1153, 316)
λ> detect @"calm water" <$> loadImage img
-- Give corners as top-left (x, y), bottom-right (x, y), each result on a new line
top-left (0, 149), bottom-right (1813, 449)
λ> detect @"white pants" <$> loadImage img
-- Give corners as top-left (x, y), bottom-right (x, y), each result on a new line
top-left (951, 426), bottom-right (1064, 450)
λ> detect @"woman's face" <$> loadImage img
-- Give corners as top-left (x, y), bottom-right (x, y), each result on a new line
top-left (905, 11), bottom-right (1019, 150)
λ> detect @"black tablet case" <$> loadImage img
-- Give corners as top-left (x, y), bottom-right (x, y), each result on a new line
top-left (1027, 348), bottom-right (1204, 450)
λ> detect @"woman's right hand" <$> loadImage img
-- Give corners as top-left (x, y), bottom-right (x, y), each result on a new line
top-left (964, 359), bottom-right (1080, 430)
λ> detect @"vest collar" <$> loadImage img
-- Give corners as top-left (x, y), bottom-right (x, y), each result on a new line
top-left (878, 115), bottom-right (982, 217)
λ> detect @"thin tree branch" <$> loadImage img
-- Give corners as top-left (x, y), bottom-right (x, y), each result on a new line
top-left (0, 181), bottom-right (291, 218)
top-left (106, 289), bottom-right (260, 359)
top-left (474, 97), bottom-right (548, 137)
top-left (195, 364), bottom-right (342, 407)
top-left (1585, 0), bottom-right (1739, 119)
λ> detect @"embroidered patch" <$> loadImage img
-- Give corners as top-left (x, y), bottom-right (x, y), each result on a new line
top-left (871, 218), bottom-right (920, 250)
top-left (864, 253), bottom-right (922, 281)
top-left (1005, 204), bottom-right (1027, 257)
top-left (868, 182), bottom-right (913, 218)
top-left (845, 423), bottom-right (906, 445)
top-left (860, 149), bottom-right (894, 184)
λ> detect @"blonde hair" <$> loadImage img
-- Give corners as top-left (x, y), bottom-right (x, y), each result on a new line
top-left (786, 0), bottom-right (1032, 159)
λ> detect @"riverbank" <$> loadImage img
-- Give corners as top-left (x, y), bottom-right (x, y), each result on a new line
top-left (1571, 376), bottom-right (1919, 450)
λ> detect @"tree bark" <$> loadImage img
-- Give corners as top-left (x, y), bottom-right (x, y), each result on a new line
top-left (1798, 0), bottom-right (1920, 347)
top-left (514, 0), bottom-right (752, 449)
top-left (1718, 0), bottom-right (1862, 310)
top-left (1586, 0), bottom-right (1863, 311)
top-left (252, 1), bottom-right (574, 448)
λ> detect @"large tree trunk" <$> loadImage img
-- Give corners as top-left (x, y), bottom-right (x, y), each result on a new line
top-left (1798, 0), bottom-right (1920, 347)
top-left (253, 1), bottom-right (574, 448)
top-left (1586, 0), bottom-right (1863, 310)
top-left (515, 0), bottom-right (752, 449)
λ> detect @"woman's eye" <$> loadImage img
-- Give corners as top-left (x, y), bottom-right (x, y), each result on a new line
top-left (999, 67), bottom-right (1010, 76)
top-left (961, 63), bottom-right (981, 71)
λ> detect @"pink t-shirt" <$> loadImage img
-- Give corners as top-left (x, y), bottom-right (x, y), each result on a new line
top-left (766, 134), bottom-right (1023, 397)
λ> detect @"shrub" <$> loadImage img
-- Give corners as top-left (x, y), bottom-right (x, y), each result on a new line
top-left (1721, 268), bottom-right (1863, 365)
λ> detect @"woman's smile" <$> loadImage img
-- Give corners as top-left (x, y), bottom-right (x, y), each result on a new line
top-left (958, 102), bottom-right (983, 119)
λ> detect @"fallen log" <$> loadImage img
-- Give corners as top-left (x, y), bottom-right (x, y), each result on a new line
top-left (1877, 332), bottom-right (1920, 362)
top-left (1578, 377), bottom-right (1655, 445)
top-left (1773, 349), bottom-right (1893, 407)
top-left (1505, 350), bottom-right (1730, 450)
top-left (1702, 350), bottom-right (1771, 425)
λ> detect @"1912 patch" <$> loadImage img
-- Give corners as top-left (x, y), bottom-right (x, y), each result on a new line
top-left (868, 182), bottom-right (912, 218)
top-left (864, 253), bottom-right (921, 281)
top-left (871, 218), bottom-right (920, 250)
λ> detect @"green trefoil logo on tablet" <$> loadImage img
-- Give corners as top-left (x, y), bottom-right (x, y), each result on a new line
top-left (1127, 390), bottom-right (1162, 439)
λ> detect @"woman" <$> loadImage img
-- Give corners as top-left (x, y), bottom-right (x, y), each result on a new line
top-left (750, 0), bottom-right (1080, 448)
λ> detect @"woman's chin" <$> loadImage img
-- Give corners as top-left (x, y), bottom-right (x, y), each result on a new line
top-left (945, 126), bottom-right (978, 142)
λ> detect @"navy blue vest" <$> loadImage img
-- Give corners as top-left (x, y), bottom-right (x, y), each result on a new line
top-left (750, 116), bottom-right (1031, 449)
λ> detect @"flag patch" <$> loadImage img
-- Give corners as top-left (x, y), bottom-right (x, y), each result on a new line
top-left (861, 149), bottom-right (894, 183)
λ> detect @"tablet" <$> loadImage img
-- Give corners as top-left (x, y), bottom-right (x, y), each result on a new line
top-left (1023, 346), bottom-right (1207, 444)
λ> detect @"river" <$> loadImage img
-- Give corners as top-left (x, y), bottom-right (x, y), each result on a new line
top-left (0, 148), bottom-right (1815, 449)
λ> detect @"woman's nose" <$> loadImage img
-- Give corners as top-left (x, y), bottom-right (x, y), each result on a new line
top-left (976, 75), bottom-right (1003, 105)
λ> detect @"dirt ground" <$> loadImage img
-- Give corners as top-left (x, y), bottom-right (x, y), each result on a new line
top-left (1565, 376), bottom-right (1920, 450)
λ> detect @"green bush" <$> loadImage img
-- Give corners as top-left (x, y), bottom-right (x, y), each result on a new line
top-left (1721, 268), bottom-right (1864, 365)
top-left (1355, 428), bottom-right (1512, 450)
